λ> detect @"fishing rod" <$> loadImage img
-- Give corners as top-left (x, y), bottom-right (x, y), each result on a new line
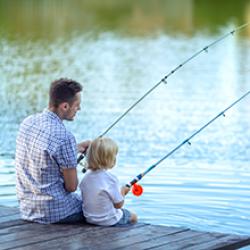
top-left (77, 22), bottom-right (249, 165)
top-left (126, 90), bottom-right (250, 196)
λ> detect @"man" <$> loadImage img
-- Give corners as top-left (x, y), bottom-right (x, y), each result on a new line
top-left (15, 78), bottom-right (90, 224)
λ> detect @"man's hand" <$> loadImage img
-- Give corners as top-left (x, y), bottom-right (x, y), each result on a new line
top-left (77, 140), bottom-right (91, 154)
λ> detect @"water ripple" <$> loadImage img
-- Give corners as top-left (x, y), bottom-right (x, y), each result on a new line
top-left (1, 30), bottom-right (250, 235)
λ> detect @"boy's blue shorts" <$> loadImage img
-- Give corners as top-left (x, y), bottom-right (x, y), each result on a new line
top-left (115, 209), bottom-right (132, 225)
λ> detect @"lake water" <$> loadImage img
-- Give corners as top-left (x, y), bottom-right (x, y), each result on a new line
top-left (0, 0), bottom-right (250, 237)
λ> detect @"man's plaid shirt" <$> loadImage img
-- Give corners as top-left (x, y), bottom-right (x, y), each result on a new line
top-left (15, 109), bottom-right (82, 224)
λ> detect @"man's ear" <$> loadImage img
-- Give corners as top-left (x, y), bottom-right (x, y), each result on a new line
top-left (59, 102), bottom-right (69, 111)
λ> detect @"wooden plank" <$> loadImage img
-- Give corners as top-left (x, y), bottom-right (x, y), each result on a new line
top-left (9, 225), bottom-right (186, 250)
top-left (0, 206), bottom-right (249, 250)
top-left (81, 225), bottom-right (187, 250)
top-left (0, 219), bottom-right (28, 230)
top-left (11, 224), bottom-right (144, 250)
top-left (0, 222), bottom-right (145, 250)
top-left (0, 207), bottom-right (27, 230)
top-left (0, 223), bottom-right (85, 239)
top-left (150, 231), bottom-right (226, 250)
top-left (185, 233), bottom-right (250, 250)
top-left (5, 224), bottom-right (152, 250)
top-left (0, 222), bottom-right (139, 242)
top-left (95, 225), bottom-right (189, 250)
top-left (0, 223), bottom-right (98, 250)
top-left (116, 229), bottom-right (206, 250)
top-left (143, 231), bottom-right (250, 250)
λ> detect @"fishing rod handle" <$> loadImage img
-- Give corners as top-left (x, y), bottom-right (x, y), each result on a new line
top-left (77, 154), bottom-right (88, 173)
top-left (77, 154), bottom-right (85, 164)
top-left (126, 174), bottom-right (143, 187)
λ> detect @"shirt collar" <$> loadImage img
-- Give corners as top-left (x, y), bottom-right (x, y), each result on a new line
top-left (43, 108), bottom-right (63, 124)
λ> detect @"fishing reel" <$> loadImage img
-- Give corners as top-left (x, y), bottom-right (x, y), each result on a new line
top-left (78, 158), bottom-right (87, 173)
top-left (77, 153), bottom-right (88, 173)
top-left (131, 183), bottom-right (143, 196)
top-left (126, 182), bottom-right (144, 196)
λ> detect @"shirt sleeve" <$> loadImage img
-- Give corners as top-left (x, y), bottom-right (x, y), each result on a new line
top-left (54, 133), bottom-right (78, 169)
top-left (107, 174), bottom-right (124, 204)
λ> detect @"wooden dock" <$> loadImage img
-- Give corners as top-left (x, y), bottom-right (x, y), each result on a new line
top-left (0, 205), bottom-right (250, 250)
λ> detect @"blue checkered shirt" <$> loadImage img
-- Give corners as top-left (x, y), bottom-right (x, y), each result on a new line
top-left (15, 109), bottom-right (82, 224)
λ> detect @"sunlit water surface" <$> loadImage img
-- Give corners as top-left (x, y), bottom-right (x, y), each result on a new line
top-left (0, 27), bottom-right (250, 236)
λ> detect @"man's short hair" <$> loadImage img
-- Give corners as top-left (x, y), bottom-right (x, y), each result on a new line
top-left (49, 78), bottom-right (82, 107)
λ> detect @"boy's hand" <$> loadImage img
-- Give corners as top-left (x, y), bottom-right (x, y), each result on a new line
top-left (121, 186), bottom-right (130, 196)
top-left (77, 140), bottom-right (91, 154)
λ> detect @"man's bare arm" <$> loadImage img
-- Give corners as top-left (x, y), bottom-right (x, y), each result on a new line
top-left (62, 168), bottom-right (78, 192)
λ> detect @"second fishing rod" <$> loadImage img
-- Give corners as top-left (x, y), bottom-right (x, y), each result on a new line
top-left (77, 22), bottom-right (249, 167)
top-left (126, 90), bottom-right (250, 196)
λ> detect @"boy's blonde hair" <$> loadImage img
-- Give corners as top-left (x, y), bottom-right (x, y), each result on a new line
top-left (86, 137), bottom-right (118, 171)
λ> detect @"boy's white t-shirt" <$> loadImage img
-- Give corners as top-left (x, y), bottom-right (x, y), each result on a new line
top-left (79, 169), bottom-right (124, 226)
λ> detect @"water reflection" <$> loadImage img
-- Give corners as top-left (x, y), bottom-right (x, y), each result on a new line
top-left (0, 0), bottom-right (249, 39)
top-left (0, 0), bottom-right (250, 235)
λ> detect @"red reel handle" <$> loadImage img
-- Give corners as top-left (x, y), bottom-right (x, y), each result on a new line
top-left (132, 183), bottom-right (143, 196)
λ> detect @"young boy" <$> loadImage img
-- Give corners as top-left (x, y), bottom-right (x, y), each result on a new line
top-left (79, 137), bottom-right (137, 226)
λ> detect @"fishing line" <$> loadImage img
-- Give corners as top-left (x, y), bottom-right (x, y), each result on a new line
top-left (126, 90), bottom-right (250, 195)
top-left (77, 22), bottom-right (249, 165)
